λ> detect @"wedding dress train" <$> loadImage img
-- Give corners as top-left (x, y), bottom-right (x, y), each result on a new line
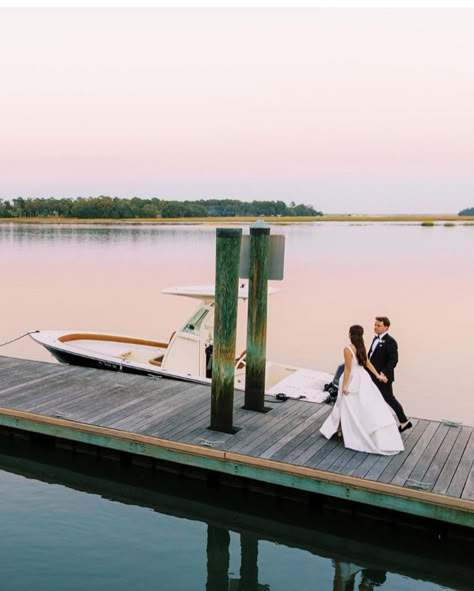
top-left (320, 347), bottom-right (404, 455)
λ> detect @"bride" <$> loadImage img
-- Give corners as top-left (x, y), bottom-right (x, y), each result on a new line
top-left (320, 325), bottom-right (404, 455)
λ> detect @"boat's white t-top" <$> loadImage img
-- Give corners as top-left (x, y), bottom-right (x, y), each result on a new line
top-left (162, 284), bottom-right (278, 301)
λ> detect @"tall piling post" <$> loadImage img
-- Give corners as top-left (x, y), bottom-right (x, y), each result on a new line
top-left (244, 221), bottom-right (270, 412)
top-left (210, 227), bottom-right (242, 433)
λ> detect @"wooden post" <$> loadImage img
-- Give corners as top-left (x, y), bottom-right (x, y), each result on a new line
top-left (244, 221), bottom-right (270, 412)
top-left (210, 227), bottom-right (242, 433)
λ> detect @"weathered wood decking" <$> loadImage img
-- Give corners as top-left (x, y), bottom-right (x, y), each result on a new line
top-left (1, 355), bottom-right (473, 528)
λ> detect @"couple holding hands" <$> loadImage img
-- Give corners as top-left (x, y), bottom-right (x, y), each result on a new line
top-left (320, 317), bottom-right (411, 455)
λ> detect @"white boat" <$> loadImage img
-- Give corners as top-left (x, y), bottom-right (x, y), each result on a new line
top-left (30, 285), bottom-right (332, 403)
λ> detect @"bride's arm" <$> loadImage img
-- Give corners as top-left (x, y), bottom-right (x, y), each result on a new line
top-left (366, 358), bottom-right (385, 382)
top-left (342, 347), bottom-right (353, 395)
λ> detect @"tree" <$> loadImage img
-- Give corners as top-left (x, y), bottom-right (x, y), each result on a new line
top-left (459, 207), bottom-right (474, 216)
top-left (2, 196), bottom-right (323, 218)
top-left (12, 197), bottom-right (26, 217)
top-left (0, 199), bottom-right (13, 218)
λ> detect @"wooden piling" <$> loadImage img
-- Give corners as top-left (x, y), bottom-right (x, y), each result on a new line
top-left (210, 228), bottom-right (242, 433)
top-left (244, 222), bottom-right (270, 412)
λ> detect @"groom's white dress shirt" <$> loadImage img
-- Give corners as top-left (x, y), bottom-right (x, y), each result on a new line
top-left (369, 330), bottom-right (388, 357)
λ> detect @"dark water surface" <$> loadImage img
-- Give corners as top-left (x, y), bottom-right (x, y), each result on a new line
top-left (1, 221), bottom-right (473, 424)
top-left (0, 437), bottom-right (472, 591)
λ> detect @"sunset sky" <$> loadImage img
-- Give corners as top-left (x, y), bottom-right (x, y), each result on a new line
top-left (1, 4), bottom-right (473, 213)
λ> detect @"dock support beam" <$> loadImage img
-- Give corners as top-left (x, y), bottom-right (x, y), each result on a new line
top-left (210, 227), bottom-right (242, 433)
top-left (244, 221), bottom-right (270, 412)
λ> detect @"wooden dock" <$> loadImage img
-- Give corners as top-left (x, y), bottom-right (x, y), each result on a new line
top-left (1, 355), bottom-right (473, 529)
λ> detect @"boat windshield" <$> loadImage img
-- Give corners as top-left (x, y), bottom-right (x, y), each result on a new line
top-left (183, 307), bottom-right (209, 334)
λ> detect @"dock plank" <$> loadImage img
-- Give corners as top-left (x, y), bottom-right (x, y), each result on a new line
top-left (230, 402), bottom-right (318, 456)
top-left (109, 383), bottom-right (207, 431)
top-left (260, 404), bottom-right (329, 460)
top-left (383, 422), bottom-right (440, 487)
top-left (269, 408), bottom-right (332, 463)
top-left (422, 425), bottom-right (463, 490)
top-left (447, 431), bottom-right (474, 498)
top-left (462, 462), bottom-right (474, 501)
top-left (433, 426), bottom-right (473, 495)
top-left (348, 420), bottom-right (426, 481)
top-left (403, 424), bottom-right (451, 489)
top-left (311, 440), bottom-right (351, 471)
top-left (327, 448), bottom-right (359, 473)
top-left (0, 366), bottom-right (72, 400)
top-left (334, 449), bottom-right (371, 476)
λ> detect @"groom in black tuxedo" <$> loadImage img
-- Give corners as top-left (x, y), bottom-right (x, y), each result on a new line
top-left (368, 316), bottom-right (412, 432)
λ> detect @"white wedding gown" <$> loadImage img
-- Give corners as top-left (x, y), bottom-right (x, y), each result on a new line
top-left (320, 347), bottom-right (404, 455)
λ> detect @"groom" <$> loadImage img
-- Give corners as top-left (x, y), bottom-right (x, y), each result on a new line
top-left (368, 316), bottom-right (412, 432)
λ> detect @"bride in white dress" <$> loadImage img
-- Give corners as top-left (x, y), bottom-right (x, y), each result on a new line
top-left (320, 325), bottom-right (404, 455)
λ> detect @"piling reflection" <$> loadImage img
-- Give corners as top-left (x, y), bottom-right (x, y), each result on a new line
top-left (205, 528), bottom-right (389, 591)
top-left (233, 534), bottom-right (268, 591)
top-left (206, 526), bottom-right (231, 591)
top-left (0, 438), bottom-right (472, 591)
top-left (206, 528), bottom-right (269, 591)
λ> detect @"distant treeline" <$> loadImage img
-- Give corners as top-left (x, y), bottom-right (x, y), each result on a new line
top-left (0, 196), bottom-right (322, 219)
top-left (459, 207), bottom-right (474, 216)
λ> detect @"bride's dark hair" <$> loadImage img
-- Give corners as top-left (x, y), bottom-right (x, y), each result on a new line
top-left (349, 325), bottom-right (368, 367)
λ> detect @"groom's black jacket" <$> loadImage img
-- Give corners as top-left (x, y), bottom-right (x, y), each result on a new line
top-left (368, 334), bottom-right (398, 383)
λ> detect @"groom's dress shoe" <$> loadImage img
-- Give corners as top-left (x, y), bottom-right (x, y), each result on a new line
top-left (398, 421), bottom-right (413, 433)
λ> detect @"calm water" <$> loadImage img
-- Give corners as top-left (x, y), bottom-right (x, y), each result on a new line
top-left (0, 438), bottom-right (472, 591)
top-left (1, 221), bottom-right (473, 424)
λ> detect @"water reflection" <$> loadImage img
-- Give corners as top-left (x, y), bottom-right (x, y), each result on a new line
top-left (0, 438), bottom-right (472, 591)
top-left (332, 562), bottom-right (386, 591)
top-left (0, 222), bottom-right (214, 253)
top-left (207, 528), bottom-right (268, 591)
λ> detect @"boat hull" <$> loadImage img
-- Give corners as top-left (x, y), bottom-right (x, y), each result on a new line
top-left (39, 340), bottom-right (211, 386)
top-left (43, 344), bottom-right (141, 374)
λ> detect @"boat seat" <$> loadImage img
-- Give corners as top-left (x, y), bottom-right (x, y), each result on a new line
top-left (149, 354), bottom-right (164, 367)
top-left (148, 332), bottom-right (175, 366)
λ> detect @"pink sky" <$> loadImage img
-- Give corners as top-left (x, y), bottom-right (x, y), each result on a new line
top-left (1, 7), bottom-right (473, 213)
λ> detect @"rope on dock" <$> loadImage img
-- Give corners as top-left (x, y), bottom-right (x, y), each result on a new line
top-left (405, 480), bottom-right (434, 491)
top-left (441, 420), bottom-right (463, 427)
top-left (0, 330), bottom-right (39, 348)
top-left (198, 439), bottom-right (226, 447)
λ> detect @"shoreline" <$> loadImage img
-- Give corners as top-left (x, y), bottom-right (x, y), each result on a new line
top-left (1, 214), bottom-right (474, 225)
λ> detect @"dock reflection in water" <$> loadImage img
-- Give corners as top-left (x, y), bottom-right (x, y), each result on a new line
top-left (0, 438), bottom-right (471, 591)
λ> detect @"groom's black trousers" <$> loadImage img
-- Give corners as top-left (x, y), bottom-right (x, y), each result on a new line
top-left (373, 380), bottom-right (408, 424)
